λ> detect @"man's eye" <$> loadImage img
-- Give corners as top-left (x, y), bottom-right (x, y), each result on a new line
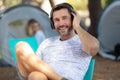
top-left (63, 16), bottom-right (68, 20)
top-left (54, 19), bottom-right (59, 22)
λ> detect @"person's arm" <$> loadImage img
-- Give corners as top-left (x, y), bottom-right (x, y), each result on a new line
top-left (72, 12), bottom-right (99, 56)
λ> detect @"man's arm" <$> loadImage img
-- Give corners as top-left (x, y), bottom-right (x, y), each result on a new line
top-left (72, 12), bottom-right (99, 56)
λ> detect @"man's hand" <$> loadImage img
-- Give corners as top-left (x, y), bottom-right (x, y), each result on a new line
top-left (72, 11), bottom-right (81, 29)
top-left (72, 11), bottom-right (99, 56)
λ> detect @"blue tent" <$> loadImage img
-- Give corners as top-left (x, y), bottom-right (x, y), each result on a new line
top-left (98, 0), bottom-right (120, 60)
top-left (0, 4), bottom-right (58, 66)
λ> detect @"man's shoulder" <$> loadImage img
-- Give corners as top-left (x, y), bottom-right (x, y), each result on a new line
top-left (42, 36), bottom-right (59, 43)
top-left (48, 36), bottom-right (59, 40)
top-left (39, 36), bottom-right (59, 48)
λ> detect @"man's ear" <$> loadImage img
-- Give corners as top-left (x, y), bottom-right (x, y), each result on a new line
top-left (50, 18), bottom-right (55, 29)
top-left (70, 9), bottom-right (76, 22)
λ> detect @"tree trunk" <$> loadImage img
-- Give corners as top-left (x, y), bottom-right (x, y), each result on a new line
top-left (21, 0), bottom-right (32, 4)
top-left (49, 0), bottom-right (55, 7)
top-left (3, 0), bottom-right (7, 7)
top-left (0, 0), bottom-right (7, 10)
top-left (88, 0), bottom-right (103, 37)
top-left (21, 0), bottom-right (43, 7)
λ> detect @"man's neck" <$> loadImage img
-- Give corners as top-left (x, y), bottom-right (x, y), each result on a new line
top-left (60, 31), bottom-right (76, 41)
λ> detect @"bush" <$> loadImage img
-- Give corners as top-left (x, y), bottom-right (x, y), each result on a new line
top-left (67, 0), bottom-right (88, 11)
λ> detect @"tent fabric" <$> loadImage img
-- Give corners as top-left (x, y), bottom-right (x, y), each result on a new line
top-left (97, 0), bottom-right (120, 60)
top-left (0, 4), bottom-right (58, 66)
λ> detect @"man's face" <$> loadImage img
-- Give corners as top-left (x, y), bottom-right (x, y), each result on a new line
top-left (53, 8), bottom-right (73, 37)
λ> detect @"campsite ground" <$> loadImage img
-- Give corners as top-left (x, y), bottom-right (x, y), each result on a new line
top-left (93, 55), bottom-right (120, 80)
top-left (0, 55), bottom-right (119, 80)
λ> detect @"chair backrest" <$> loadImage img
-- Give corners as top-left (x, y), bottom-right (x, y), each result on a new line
top-left (9, 37), bottom-right (95, 80)
top-left (84, 59), bottom-right (95, 80)
top-left (8, 37), bottom-right (38, 62)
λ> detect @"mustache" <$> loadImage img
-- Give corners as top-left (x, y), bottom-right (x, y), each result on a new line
top-left (57, 25), bottom-right (68, 30)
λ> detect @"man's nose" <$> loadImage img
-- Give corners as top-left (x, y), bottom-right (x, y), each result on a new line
top-left (59, 20), bottom-right (64, 26)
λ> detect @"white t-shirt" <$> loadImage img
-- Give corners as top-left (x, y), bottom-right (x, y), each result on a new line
top-left (35, 30), bottom-right (46, 45)
top-left (36, 35), bottom-right (92, 80)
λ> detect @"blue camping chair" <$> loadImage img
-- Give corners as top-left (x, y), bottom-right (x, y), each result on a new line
top-left (9, 37), bottom-right (38, 62)
top-left (8, 37), bottom-right (95, 80)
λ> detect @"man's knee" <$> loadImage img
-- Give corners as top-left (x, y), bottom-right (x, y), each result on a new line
top-left (16, 41), bottom-right (27, 56)
top-left (28, 71), bottom-right (48, 80)
top-left (15, 41), bottom-right (34, 58)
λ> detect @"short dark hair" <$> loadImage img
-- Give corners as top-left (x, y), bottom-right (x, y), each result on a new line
top-left (27, 19), bottom-right (38, 26)
top-left (50, 3), bottom-right (74, 20)
top-left (50, 3), bottom-right (75, 29)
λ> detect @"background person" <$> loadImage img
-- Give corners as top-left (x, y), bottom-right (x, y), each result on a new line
top-left (25, 19), bottom-right (46, 45)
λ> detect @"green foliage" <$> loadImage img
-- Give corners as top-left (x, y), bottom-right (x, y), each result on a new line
top-left (37, 0), bottom-right (42, 2)
top-left (105, 0), bottom-right (115, 7)
top-left (101, 0), bottom-right (115, 9)
top-left (6, 0), bottom-right (22, 8)
top-left (0, 54), bottom-right (2, 59)
top-left (66, 0), bottom-right (88, 11)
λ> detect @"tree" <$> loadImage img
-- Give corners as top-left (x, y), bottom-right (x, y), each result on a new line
top-left (21, 0), bottom-right (43, 7)
top-left (49, 0), bottom-right (55, 7)
top-left (104, 0), bottom-right (114, 8)
top-left (21, 0), bottom-right (31, 4)
top-left (88, 0), bottom-right (103, 38)
top-left (0, 0), bottom-right (7, 10)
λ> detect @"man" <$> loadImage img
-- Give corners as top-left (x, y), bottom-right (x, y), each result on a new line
top-left (16, 3), bottom-right (99, 80)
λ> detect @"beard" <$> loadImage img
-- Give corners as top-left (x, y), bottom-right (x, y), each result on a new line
top-left (57, 25), bottom-right (73, 37)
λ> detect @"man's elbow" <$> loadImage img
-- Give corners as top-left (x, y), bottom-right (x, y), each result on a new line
top-left (90, 41), bottom-right (100, 56)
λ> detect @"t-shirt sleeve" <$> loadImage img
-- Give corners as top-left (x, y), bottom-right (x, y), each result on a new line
top-left (35, 38), bottom-right (48, 59)
top-left (35, 30), bottom-right (46, 45)
top-left (36, 46), bottom-right (42, 58)
top-left (36, 39), bottom-right (46, 58)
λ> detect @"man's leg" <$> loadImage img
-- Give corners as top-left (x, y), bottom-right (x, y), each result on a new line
top-left (16, 41), bottom-right (62, 80)
top-left (28, 71), bottom-right (48, 80)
